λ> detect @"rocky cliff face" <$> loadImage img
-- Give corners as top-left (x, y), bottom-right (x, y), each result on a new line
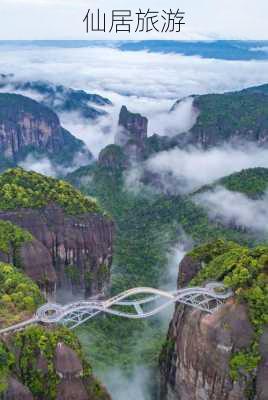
top-left (0, 93), bottom-right (92, 169)
top-left (98, 144), bottom-right (128, 171)
top-left (115, 106), bottom-right (148, 161)
top-left (160, 253), bottom-right (268, 400)
top-left (0, 204), bottom-right (113, 300)
top-left (160, 298), bottom-right (254, 400)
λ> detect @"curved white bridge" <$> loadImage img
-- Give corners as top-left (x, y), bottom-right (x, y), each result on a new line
top-left (0, 283), bottom-right (232, 334)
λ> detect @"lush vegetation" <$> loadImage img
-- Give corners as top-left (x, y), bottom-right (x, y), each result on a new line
top-left (195, 167), bottom-right (268, 199)
top-left (0, 325), bottom-right (109, 399)
top-left (0, 219), bottom-right (32, 255)
top-left (67, 161), bottom-right (257, 379)
top-left (194, 91), bottom-right (268, 135)
top-left (69, 164), bottom-right (178, 375)
top-left (0, 262), bottom-right (44, 328)
top-left (0, 168), bottom-right (103, 216)
top-left (0, 258), bottom-right (107, 399)
top-left (189, 239), bottom-right (268, 392)
top-left (0, 261), bottom-right (43, 392)
top-left (0, 342), bottom-right (14, 393)
top-left (217, 168), bottom-right (268, 198)
top-left (12, 326), bottom-right (85, 398)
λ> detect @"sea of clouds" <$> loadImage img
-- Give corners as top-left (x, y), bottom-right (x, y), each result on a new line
top-left (195, 187), bottom-right (268, 235)
top-left (1, 44), bottom-right (268, 159)
top-left (146, 144), bottom-right (268, 194)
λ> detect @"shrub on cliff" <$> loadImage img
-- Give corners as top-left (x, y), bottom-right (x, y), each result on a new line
top-left (0, 168), bottom-right (104, 216)
top-left (0, 262), bottom-right (44, 328)
top-left (0, 219), bottom-right (32, 254)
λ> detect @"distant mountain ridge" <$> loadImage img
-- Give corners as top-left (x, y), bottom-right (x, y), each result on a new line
top-left (2, 40), bottom-right (268, 61)
top-left (143, 82), bottom-right (268, 156)
top-left (180, 85), bottom-right (268, 148)
top-left (119, 40), bottom-right (268, 60)
top-left (0, 74), bottom-right (112, 120)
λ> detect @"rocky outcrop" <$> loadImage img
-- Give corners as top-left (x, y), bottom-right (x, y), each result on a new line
top-left (98, 144), bottom-right (128, 170)
top-left (0, 204), bottom-right (114, 299)
top-left (114, 86), bottom-right (268, 164)
top-left (159, 254), bottom-right (266, 400)
top-left (117, 106), bottom-right (148, 146)
top-left (115, 106), bottom-right (148, 161)
top-left (55, 342), bottom-right (83, 378)
top-left (3, 377), bottom-right (34, 400)
top-left (2, 326), bottom-right (111, 400)
top-left (257, 329), bottom-right (268, 400)
top-left (54, 342), bottom-right (111, 400)
top-left (0, 93), bottom-right (92, 168)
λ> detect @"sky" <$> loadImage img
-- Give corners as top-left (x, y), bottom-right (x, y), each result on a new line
top-left (0, 0), bottom-right (268, 40)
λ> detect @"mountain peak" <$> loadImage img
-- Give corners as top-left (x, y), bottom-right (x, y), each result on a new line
top-left (116, 105), bottom-right (148, 146)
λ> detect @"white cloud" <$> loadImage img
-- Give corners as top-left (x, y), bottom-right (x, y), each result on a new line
top-left (60, 111), bottom-right (116, 158)
top-left (149, 97), bottom-right (198, 137)
top-left (101, 367), bottom-right (151, 400)
top-left (19, 151), bottom-right (91, 177)
top-left (146, 144), bottom-right (268, 194)
top-left (2, 45), bottom-right (268, 156)
top-left (195, 186), bottom-right (268, 234)
top-left (19, 155), bottom-right (57, 176)
top-left (1, 46), bottom-right (268, 102)
top-left (161, 233), bottom-right (192, 291)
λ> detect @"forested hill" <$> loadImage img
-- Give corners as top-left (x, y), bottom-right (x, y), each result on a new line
top-left (166, 83), bottom-right (268, 152)
top-left (195, 168), bottom-right (268, 198)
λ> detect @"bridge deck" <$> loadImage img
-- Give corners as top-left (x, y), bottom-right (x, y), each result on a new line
top-left (0, 283), bottom-right (232, 334)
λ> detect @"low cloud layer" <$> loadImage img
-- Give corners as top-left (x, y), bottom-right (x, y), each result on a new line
top-left (60, 111), bottom-right (116, 158)
top-left (19, 150), bottom-right (91, 177)
top-left (2, 45), bottom-right (268, 158)
top-left (147, 144), bottom-right (268, 194)
top-left (149, 97), bottom-right (198, 137)
top-left (101, 367), bottom-right (151, 400)
top-left (2, 46), bottom-right (268, 100)
top-left (19, 155), bottom-right (57, 177)
top-left (195, 186), bottom-right (268, 234)
top-left (161, 234), bottom-right (192, 292)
